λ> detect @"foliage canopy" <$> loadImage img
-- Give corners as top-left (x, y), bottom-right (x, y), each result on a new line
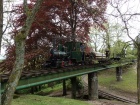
top-left (0, 0), bottom-right (108, 72)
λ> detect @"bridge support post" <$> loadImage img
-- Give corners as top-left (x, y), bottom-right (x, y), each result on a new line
top-left (88, 72), bottom-right (98, 100)
top-left (71, 77), bottom-right (76, 99)
top-left (116, 67), bottom-right (122, 81)
top-left (63, 79), bottom-right (67, 96)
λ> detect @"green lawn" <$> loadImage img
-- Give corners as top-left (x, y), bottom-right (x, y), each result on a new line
top-left (99, 64), bottom-right (137, 94)
top-left (37, 83), bottom-right (63, 94)
top-left (16, 82), bottom-right (64, 95)
top-left (13, 81), bottom-right (92, 105)
top-left (12, 95), bottom-right (91, 105)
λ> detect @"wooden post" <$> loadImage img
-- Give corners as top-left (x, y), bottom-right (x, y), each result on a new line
top-left (88, 72), bottom-right (98, 100)
top-left (71, 77), bottom-right (77, 99)
top-left (63, 79), bottom-right (67, 96)
top-left (116, 67), bottom-right (122, 81)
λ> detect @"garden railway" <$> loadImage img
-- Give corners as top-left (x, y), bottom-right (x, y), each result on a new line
top-left (1, 40), bottom-right (136, 102)
top-left (1, 60), bottom-right (134, 93)
top-left (1, 0), bottom-right (140, 105)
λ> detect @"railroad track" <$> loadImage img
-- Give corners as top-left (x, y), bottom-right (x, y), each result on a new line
top-left (1, 65), bottom-right (95, 83)
top-left (98, 90), bottom-right (137, 104)
top-left (82, 75), bottom-right (137, 104)
top-left (1, 60), bottom-right (133, 83)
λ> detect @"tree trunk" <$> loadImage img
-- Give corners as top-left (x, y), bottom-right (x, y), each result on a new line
top-left (0, 1), bottom-right (3, 103)
top-left (94, 42), bottom-right (97, 52)
top-left (0, 0), bottom-right (3, 51)
top-left (137, 45), bottom-right (140, 103)
top-left (1, 0), bottom-right (43, 105)
top-left (70, 0), bottom-right (77, 42)
top-left (1, 40), bottom-right (25, 105)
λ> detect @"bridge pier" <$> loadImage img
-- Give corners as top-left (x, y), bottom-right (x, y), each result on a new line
top-left (63, 79), bottom-right (67, 96)
top-left (88, 72), bottom-right (98, 100)
top-left (71, 77), bottom-right (77, 99)
top-left (116, 67), bottom-right (122, 81)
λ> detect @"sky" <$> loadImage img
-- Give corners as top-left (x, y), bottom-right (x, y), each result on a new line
top-left (106, 0), bottom-right (140, 41)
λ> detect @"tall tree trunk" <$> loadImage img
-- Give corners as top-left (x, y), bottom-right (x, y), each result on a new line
top-left (1, 0), bottom-right (43, 105)
top-left (1, 39), bottom-right (25, 105)
top-left (0, 1), bottom-right (3, 103)
top-left (0, 0), bottom-right (3, 51)
top-left (94, 42), bottom-right (97, 52)
top-left (70, 0), bottom-right (77, 42)
top-left (106, 32), bottom-right (111, 52)
top-left (137, 45), bottom-right (140, 103)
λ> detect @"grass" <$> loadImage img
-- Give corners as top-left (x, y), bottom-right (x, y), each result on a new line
top-left (13, 81), bottom-right (92, 105)
top-left (98, 69), bottom-right (116, 86)
top-left (16, 82), bottom-right (64, 95)
top-left (38, 83), bottom-right (63, 94)
top-left (12, 95), bottom-right (91, 105)
top-left (111, 68), bottom-right (137, 93)
top-left (99, 64), bottom-right (137, 93)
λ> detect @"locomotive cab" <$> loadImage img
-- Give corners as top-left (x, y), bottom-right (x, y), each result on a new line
top-left (65, 41), bottom-right (84, 64)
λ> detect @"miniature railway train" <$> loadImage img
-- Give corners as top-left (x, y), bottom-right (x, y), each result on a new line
top-left (42, 41), bottom-right (119, 68)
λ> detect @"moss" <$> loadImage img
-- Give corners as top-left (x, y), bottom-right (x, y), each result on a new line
top-left (15, 30), bottom-right (26, 43)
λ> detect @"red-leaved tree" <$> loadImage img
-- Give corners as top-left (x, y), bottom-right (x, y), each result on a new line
top-left (0, 0), bottom-right (107, 72)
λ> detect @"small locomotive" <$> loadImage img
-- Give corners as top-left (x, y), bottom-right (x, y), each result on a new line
top-left (43, 41), bottom-right (112, 68)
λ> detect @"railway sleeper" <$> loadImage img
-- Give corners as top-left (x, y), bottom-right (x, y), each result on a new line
top-left (98, 90), bottom-right (136, 104)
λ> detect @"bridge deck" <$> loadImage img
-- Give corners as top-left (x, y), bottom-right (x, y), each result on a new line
top-left (1, 61), bottom-right (134, 93)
